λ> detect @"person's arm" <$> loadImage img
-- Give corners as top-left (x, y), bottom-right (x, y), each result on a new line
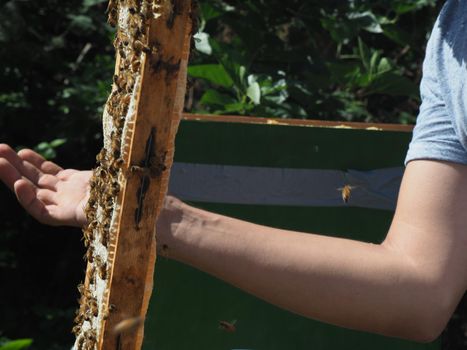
top-left (156, 160), bottom-right (467, 343)
top-left (2, 145), bottom-right (466, 342)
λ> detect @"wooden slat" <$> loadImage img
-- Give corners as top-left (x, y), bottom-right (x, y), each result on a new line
top-left (182, 113), bottom-right (414, 132)
top-left (99, 2), bottom-right (193, 349)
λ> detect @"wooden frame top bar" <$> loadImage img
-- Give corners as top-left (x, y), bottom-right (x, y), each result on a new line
top-left (183, 113), bottom-right (414, 132)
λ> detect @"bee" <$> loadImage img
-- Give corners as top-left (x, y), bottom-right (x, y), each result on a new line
top-left (160, 244), bottom-right (169, 258)
top-left (96, 257), bottom-right (108, 280)
top-left (85, 329), bottom-right (97, 342)
top-left (77, 283), bottom-right (85, 295)
top-left (121, 93), bottom-right (131, 108)
top-left (134, 40), bottom-right (151, 54)
top-left (337, 185), bottom-right (356, 204)
top-left (72, 324), bottom-right (81, 336)
top-left (100, 265), bottom-right (108, 280)
top-left (112, 158), bottom-right (125, 170)
top-left (113, 74), bottom-right (125, 92)
top-left (87, 265), bottom-right (96, 285)
top-left (98, 167), bottom-right (109, 179)
top-left (96, 148), bottom-right (107, 164)
top-left (77, 336), bottom-right (85, 349)
top-left (86, 248), bottom-right (94, 263)
top-left (107, 9), bottom-right (118, 28)
top-left (131, 58), bottom-right (141, 72)
top-left (218, 320), bottom-right (237, 333)
top-left (89, 176), bottom-right (98, 190)
top-left (111, 132), bottom-right (122, 149)
top-left (113, 316), bottom-right (144, 335)
top-left (111, 181), bottom-right (121, 195)
top-left (103, 216), bottom-right (112, 230)
top-left (89, 298), bottom-right (99, 317)
top-left (102, 308), bottom-right (110, 320)
top-left (82, 226), bottom-right (90, 242)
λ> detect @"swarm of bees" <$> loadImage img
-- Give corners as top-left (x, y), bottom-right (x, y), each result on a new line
top-left (72, 1), bottom-right (163, 349)
top-left (72, 1), bottom-right (197, 349)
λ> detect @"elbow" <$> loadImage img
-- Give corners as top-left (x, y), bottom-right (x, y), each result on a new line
top-left (408, 316), bottom-right (445, 344)
top-left (393, 286), bottom-right (455, 343)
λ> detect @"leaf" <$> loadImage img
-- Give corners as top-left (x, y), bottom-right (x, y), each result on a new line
top-left (83, 0), bottom-right (107, 8)
top-left (0, 339), bottom-right (33, 350)
top-left (366, 72), bottom-right (419, 99)
top-left (50, 138), bottom-right (67, 148)
top-left (199, 89), bottom-right (237, 107)
top-left (246, 75), bottom-right (261, 105)
top-left (188, 64), bottom-right (233, 88)
top-left (33, 139), bottom-right (67, 160)
top-left (200, 3), bottom-right (223, 22)
top-left (193, 32), bottom-right (212, 55)
top-left (357, 37), bottom-right (371, 71)
top-left (347, 11), bottom-right (383, 34)
top-left (68, 14), bottom-right (95, 33)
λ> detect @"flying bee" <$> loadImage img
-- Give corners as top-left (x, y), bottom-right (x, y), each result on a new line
top-left (113, 316), bottom-right (144, 335)
top-left (337, 185), bottom-right (356, 204)
top-left (218, 320), bottom-right (237, 333)
top-left (160, 244), bottom-right (170, 258)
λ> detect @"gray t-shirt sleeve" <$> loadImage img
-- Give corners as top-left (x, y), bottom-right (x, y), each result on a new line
top-left (405, 0), bottom-right (467, 165)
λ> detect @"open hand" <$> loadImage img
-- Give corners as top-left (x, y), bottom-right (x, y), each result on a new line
top-left (0, 144), bottom-right (91, 227)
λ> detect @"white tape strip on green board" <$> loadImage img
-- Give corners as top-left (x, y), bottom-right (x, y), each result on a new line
top-left (169, 163), bottom-right (404, 211)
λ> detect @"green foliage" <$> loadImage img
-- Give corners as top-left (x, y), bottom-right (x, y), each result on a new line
top-left (0, 339), bottom-right (32, 350)
top-left (188, 0), bottom-right (440, 123)
top-left (33, 139), bottom-right (67, 160)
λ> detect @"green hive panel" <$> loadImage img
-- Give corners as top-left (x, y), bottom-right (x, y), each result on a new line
top-left (141, 118), bottom-right (438, 350)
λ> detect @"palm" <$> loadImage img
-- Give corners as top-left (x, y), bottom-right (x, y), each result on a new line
top-left (0, 144), bottom-right (91, 227)
top-left (46, 169), bottom-right (92, 226)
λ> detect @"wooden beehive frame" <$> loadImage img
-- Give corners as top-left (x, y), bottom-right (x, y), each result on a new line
top-left (73, 1), bottom-right (194, 349)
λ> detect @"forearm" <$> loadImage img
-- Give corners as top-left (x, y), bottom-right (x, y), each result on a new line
top-left (160, 202), bottom-right (438, 342)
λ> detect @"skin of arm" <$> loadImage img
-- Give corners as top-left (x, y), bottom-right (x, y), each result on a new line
top-left (1, 144), bottom-right (466, 342)
top-left (156, 160), bottom-right (467, 343)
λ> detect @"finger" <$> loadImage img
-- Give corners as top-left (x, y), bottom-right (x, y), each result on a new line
top-left (0, 157), bottom-right (22, 191)
top-left (37, 188), bottom-right (56, 205)
top-left (37, 174), bottom-right (59, 191)
top-left (57, 169), bottom-right (79, 180)
top-left (14, 179), bottom-right (55, 225)
top-left (0, 144), bottom-right (43, 185)
top-left (18, 148), bottom-right (63, 175)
